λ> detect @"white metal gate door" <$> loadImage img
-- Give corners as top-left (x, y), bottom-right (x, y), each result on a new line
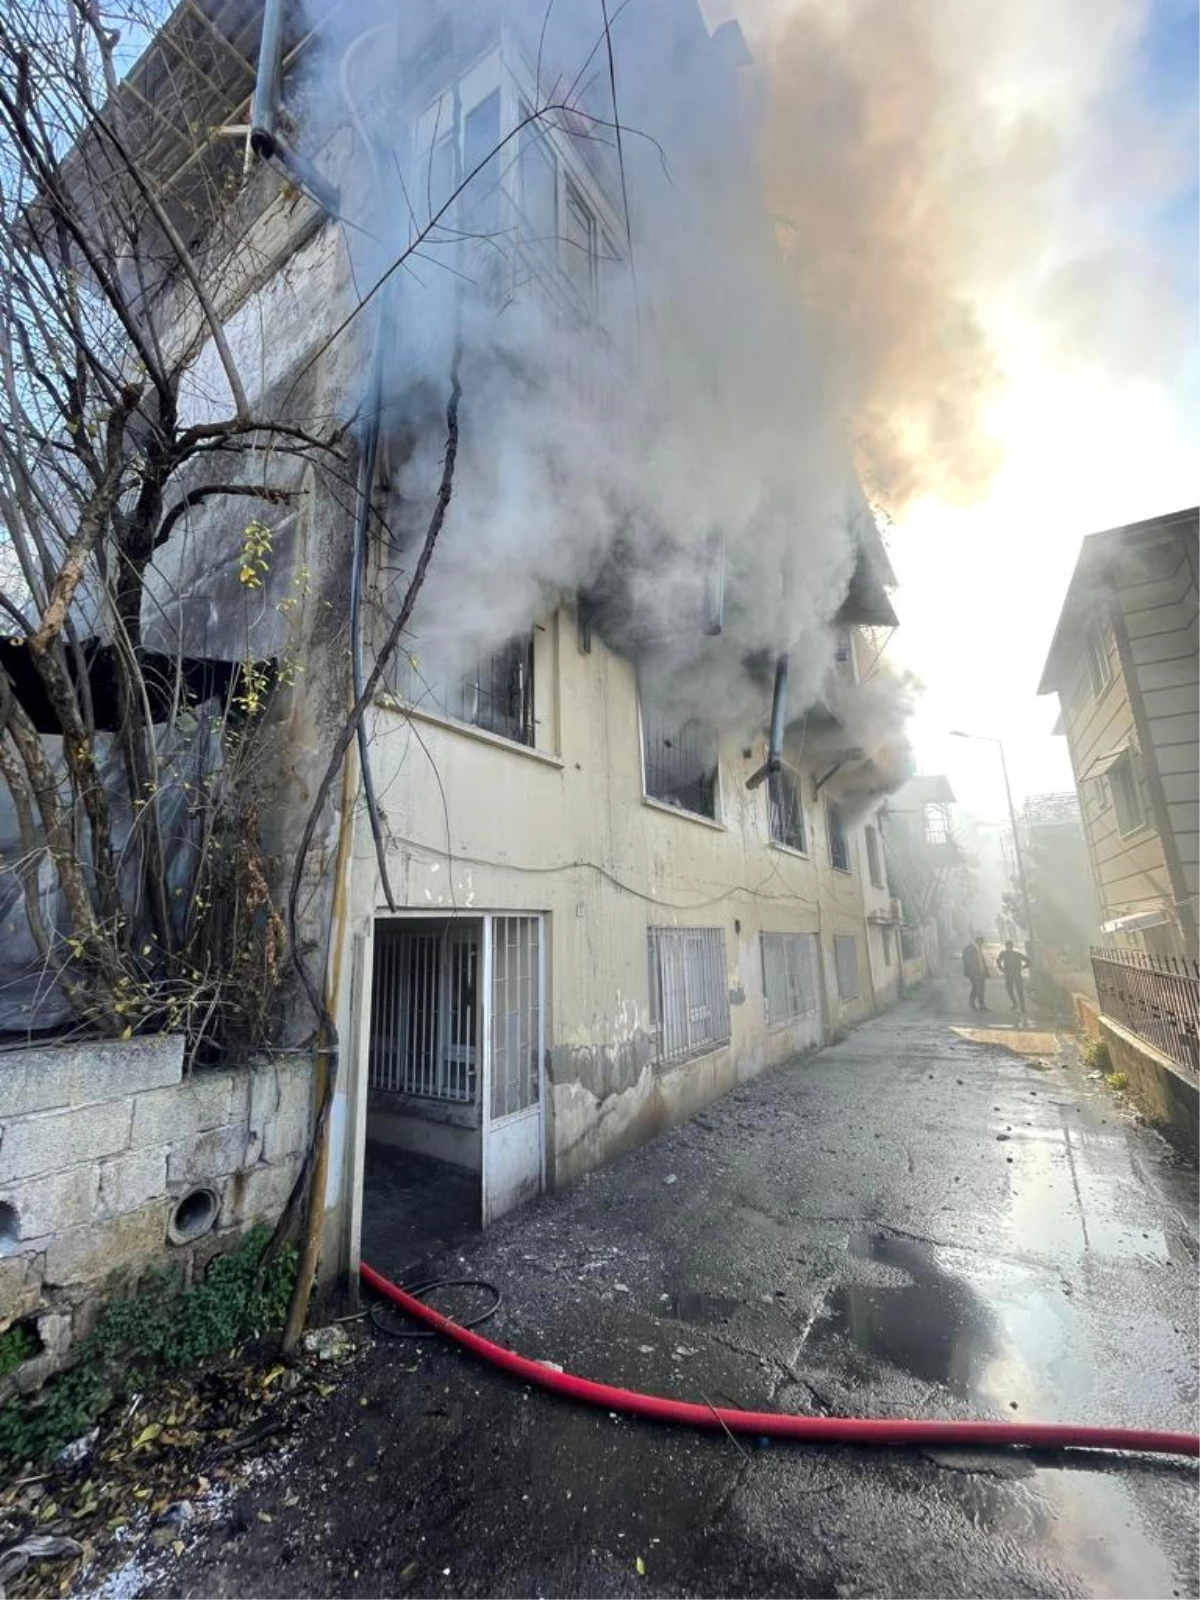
top-left (481, 914), bottom-right (544, 1225)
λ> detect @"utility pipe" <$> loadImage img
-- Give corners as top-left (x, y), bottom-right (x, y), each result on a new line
top-left (251, 0), bottom-right (340, 216)
top-left (361, 1262), bottom-right (1199, 1458)
top-left (746, 652), bottom-right (789, 790)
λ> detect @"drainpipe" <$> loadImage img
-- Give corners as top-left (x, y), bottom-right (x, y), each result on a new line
top-left (745, 652), bottom-right (789, 790)
top-left (702, 531), bottom-right (725, 636)
top-left (251, 0), bottom-right (341, 216)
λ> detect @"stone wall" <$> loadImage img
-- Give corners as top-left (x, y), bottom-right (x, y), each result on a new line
top-left (0, 1037), bottom-right (310, 1391)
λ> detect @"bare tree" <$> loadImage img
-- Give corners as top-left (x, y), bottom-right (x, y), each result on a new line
top-left (0, 0), bottom-right (340, 1053)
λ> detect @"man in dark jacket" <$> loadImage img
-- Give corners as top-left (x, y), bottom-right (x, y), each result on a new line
top-left (996, 939), bottom-right (1031, 1017)
top-left (962, 935), bottom-right (989, 1011)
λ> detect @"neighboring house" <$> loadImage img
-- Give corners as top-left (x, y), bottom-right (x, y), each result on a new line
top-left (0, 0), bottom-right (916, 1314)
top-left (1038, 509), bottom-right (1198, 958)
top-left (879, 775), bottom-right (974, 975)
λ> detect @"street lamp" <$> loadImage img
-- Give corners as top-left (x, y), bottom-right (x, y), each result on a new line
top-left (950, 729), bottom-right (1036, 962)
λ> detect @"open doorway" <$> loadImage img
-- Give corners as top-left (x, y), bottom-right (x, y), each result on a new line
top-left (361, 914), bottom-right (544, 1280)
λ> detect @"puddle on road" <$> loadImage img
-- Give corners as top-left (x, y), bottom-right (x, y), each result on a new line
top-left (668, 1290), bottom-right (741, 1326)
top-left (810, 1229), bottom-right (1188, 1598)
top-left (811, 1230), bottom-right (998, 1399)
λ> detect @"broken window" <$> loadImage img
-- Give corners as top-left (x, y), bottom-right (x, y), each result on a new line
top-left (400, 635), bottom-right (535, 746)
top-left (641, 697), bottom-right (719, 819)
top-left (865, 823), bottom-right (883, 886)
top-left (648, 926), bottom-right (730, 1063)
top-left (761, 932), bottom-right (818, 1025)
top-left (827, 800), bottom-right (850, 871)
top-left (833, 934), bottom-right (860, 1000)
top-left (768, 766), bottom-right (806, 853)
top-left (1109, 751), bottom-right (1144, 836)
top-left (1085, 618), bottom-right (1112, 699)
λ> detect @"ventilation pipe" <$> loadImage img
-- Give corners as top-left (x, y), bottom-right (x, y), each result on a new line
top-left (701, 530), bottom-right (725, 636)
top-left (251, 0), bottom-right (340, 216)
top-left (746, 651), bottom-right (789, 790)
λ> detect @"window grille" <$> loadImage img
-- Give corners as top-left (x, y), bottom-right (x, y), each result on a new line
top-left (642, 700), bottom-right (718, 818)
top-left (648, 926), bottom-right (730, 1063)
top-left (827, 801), bottom-right (850, 871)
top-left (400, 635), bottom-right (534, 746)
top-left (768, 767), bottom-right (806, 852)
top-left (761, 932), bottom-right (819, 1025)
top-left (490, 916), bottom-right (541, 1119)
top-left (369, 924), bottom-right (478, 1103)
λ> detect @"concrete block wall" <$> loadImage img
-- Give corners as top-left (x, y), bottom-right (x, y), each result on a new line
top-left (0, 1037), bottom-right (311, 1392)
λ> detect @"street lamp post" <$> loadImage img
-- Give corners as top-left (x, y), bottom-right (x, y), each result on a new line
top-left (951, 730), bottom-right (1036, 963)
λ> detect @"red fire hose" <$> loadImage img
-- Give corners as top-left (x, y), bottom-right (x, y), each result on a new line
top-left (361, 1262), bottom-right (1199, 1458)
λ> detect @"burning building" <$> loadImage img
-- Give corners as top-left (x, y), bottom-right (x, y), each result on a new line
top-left (0, 0), bottom-right (915, 1309)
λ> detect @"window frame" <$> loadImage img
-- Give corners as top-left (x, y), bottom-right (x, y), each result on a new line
top-left (827, 799), bottom-right (851, 873)
top-left (639, 692), bottom-right (721, 822)
top-left (761, 931), bottom-right (818, 1026)
top-left (1085, 618), bottom-right (1112, 700)
top-left (1109, 751), bottom-right (1145, 837)
top-left (768, 765), bottom-right (807, 854)
top-left (562, 177), bottom-right (599, 308)
top-left (648, 926), bottom-right (731, 1064)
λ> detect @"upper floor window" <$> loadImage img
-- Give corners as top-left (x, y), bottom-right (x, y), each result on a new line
top-left (768, 766), bottom-right (807, 853)
top-left (1085, 618), bottom-right (1112, 699)
top-left (832, 626), bottom-right (855, 683)
top-left (865, 823), bottom-right (883, 887)
top-left (924, 803), bottom-right (949, 846)
top-left (518, 101), bottom-right (557, 243)
top-left (563, 179), bottom-right (598, 308)
top-left (827, 800), bottom-right (850, 872)
top-left (1109, 750), bottom-right (1144, 836)
top-left (641, 696), bottom-right (719, 820)
top-left (462, 89), bottom-right (501, 229)
top-left (401, 635), bottom-right (535, 747)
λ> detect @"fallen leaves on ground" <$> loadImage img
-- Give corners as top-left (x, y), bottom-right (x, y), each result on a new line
top-left (0, 1337), bottom-right (361, 1598)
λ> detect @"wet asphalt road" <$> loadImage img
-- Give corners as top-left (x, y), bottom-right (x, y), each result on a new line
top-left (166, 978), bottom-right (1198, 1600)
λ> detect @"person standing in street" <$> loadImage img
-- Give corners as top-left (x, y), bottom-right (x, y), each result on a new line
top-left (962, 935), bottom-right (990, 1011)
top-left (996, 939), bottom-right (1030, 1018)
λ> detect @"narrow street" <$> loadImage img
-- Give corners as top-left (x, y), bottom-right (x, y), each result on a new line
top-left (166, 980), bottom-right (1197, 1600)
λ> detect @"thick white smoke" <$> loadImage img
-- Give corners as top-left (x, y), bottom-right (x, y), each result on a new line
top-left (296, 0), bottom-right (903, 744)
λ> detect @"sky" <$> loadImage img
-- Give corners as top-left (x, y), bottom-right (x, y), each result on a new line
top-left (709, 0), bottom-right (1200, 822)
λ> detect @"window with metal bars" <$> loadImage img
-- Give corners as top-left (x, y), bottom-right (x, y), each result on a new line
top-left (648, 926), bottom-right (730, 1063)
top-left (400, 635), bottom-right (535, 746)
top-left (833, 934), bottom-right (860, 1000)
top-left (827, 800), bottom-right (850, 871)
top-left (489, 915), bottom-right (541, 1120)
top-left (768, 766), bottom-right (806, 853)
top-left (368, 923), bottom-right (478, 1104)
top-left (761, 932), bottom-right (818, 1025)
top-left (641, 697), bottom-right (719, 819)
